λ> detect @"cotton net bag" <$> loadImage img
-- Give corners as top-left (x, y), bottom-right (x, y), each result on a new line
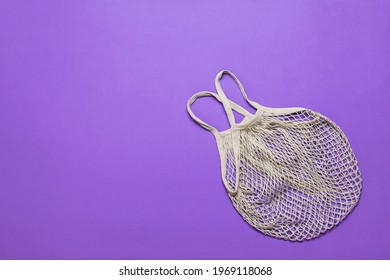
top-left (187, 70), bottom-right (362, 241)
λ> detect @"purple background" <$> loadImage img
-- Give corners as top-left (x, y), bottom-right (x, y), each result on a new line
top-left (0, 1), bottom-right (389, 260)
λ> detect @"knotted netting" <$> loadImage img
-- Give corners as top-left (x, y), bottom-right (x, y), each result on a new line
top-left (187, 70), bottom-right (362, 241)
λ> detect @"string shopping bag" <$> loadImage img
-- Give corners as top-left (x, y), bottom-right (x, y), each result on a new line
top-left (187, 70), bottom-right (362, 241)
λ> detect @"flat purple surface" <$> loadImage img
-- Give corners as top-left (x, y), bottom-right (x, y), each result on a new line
top-left (0, 1), bottom-right (389, 260)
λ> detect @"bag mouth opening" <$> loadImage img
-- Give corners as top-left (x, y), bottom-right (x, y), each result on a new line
top-left (217, 106), bottom-right (313, 137)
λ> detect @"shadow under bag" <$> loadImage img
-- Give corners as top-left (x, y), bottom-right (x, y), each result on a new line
top-left (187, 70), bottom-right (362, 241)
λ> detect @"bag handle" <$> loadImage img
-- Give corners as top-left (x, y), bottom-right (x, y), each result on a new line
top-left (215, 70), bottom-right (265, 123)
top-left (187, 91), bottom-right (254, 134)
top-left (213, 71), bottom-right (260, 196)
top-left (187, 91), bottom-right (243, 195)
top-left (188, 70), bottom-right (259, 196)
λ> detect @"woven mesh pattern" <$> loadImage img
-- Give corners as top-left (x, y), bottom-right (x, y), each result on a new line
top-left (220, 109), bottom-right (362, 241)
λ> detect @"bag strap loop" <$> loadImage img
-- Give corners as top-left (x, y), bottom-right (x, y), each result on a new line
top-left (215, 70), bottom-right (264, 119)
top-left (188, 70), bottom-right (260, 196)
top-left (187, 91), bottom-right (253, 134)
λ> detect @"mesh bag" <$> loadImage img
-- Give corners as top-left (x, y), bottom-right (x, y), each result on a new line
top-left (187, 70), bottom-right (362, 241)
